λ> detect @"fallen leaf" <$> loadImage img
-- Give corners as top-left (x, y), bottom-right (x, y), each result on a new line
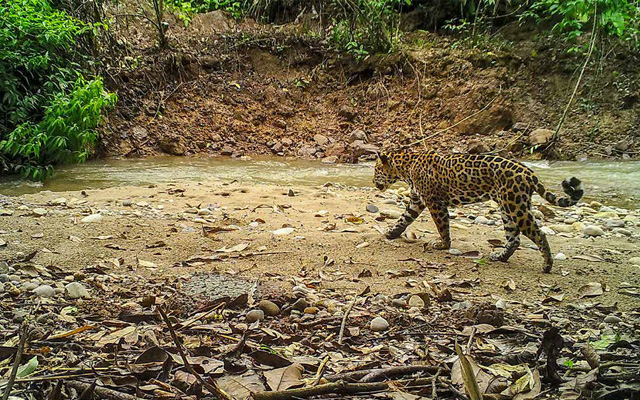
top-left (217, 370), bottom-right (265, 400)
top-left (216, 243), bottom-right (250, 253)
top-left (579, 282), bottom-right (603, 298)
top-left (272, 227), bottom-right (295, 235)
top-left (573, 254), bottom-right (604, 262)
top-left (264, 363), bottom-right (304, 391)
top-left (17, 356), bottom-right (38, 378)
top-left (542, 294), bottom-right (564, 304)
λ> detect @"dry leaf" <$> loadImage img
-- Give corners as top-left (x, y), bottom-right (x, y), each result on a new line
top-left (578, 282), bottom-right (603, 298)
top-left (264, 363), bottom-right (304, 391)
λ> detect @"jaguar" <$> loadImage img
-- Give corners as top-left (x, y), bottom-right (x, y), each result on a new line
top-left (373, 150), bottom-right (583, 273)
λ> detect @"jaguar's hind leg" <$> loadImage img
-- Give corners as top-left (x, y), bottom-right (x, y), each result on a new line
top-left (490, 214), bottom-right (520, 262)
top-left (520, 212), bottom-right (553, 273)
top-left (426, 202), bottom-right (451, 250)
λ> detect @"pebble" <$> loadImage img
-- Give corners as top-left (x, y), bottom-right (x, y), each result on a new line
top-left (292, 298), bottom-right (308, 312)
top-left (246, 309), bottom-right (265, 323)
top-left (81, 214), bottom-right (103, 223)
top-left (604, 219), bottom-right (625, 228)
top-left (629, 257), bottom-right (640, 266)
top-left (0, 274), bottom-right (11, 283)
top-left (0, 209), bottom-right (14, 216)
top-left (366, 204), bottom-right (379, 213)
top-left (549, 224), bottom-right (573, 234)
top-left (258, 300), bottom-right (280, 316)
top-left (380, 209), bottom-right (402, 219)
top-left (198, 208), bottom-right (213, 216)
top-left (391, 298), bottom-right (406, 308)
top-left (272, 227), bottom-right (295, 235)
top-left (50, 197), bottom-right (67, 205)
top-left (408, 295), bottom-right (425, 309)
top-left (474, 216), bottom-right (490, 225)
top-left (382, 199), bottom-right (397, 205)
top-left (584, 225), bottom-right (605, 237)
top-left (452, 301), bottom-right (471, 310)
top-left (304, 307), bottom-right (318, 315)
top-left (448, 248), bottom-right (462, 256)
top-left (184, 208), bottom-right (198, 214)
top-left (613, 228), bottom-right (632, 236)
top-left (572, 222), bottom-right (585, 232)
top-left (554, 252), bottom-right (567, 261)
top-left (32, 208), bottom-right (48, 217)
top-left (370, 316), bottom-right (389, 332)
top-left (604, 315), bottom-right (622, 324)
top-left (122, 199), bottom-right (133, 206)
top-left (22, 282), bottom-right (39, 291)
top-left (33, 285), bottom-right (56, 298)
top-left (65, 282), bottom-right (90, 299)
top-left (288, 189), bottom-right (295, 197)
top-left (540, 226), bottom-right (555, 235)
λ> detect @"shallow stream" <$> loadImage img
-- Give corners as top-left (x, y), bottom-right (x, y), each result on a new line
top-left (1, 156), bottom-right (638, 208)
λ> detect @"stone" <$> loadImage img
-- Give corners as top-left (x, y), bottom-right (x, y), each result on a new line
top-left (325, 143), bottom-right (347, 157)
top-left (549, 224), bottom-right (573, 234)
top-left (349, 129), bottom-right (367, 143)
top-left (304, 307), bottom-right (318, 315)
top-left (258, 300), bottom-right (280, 316)
top-left (554, 252), bottom-right (567, 261)
top-left (348, 140), bottom-right (379, 157)
top-left (298, 146), bottom-right (317, 157)
top-left (380, 209), bottom-right (402, 219)
top-left (81, 214), bottom-right (103, 223)
top-left (604, 315), bottom-right (622, 324)
top-left (595, 211), bottom-right (619, 219)
top-left (314, 134), bottom-right (329, 146)
top-left (33, 285), bottom-right (56, 298)
top-left (32, 208), bottom-right (48, 217)
top-left (0, 209), bottom-right (14, 216)
top-left (467, 140), bottom-right (489, 154)
top-left (528, 128), bottom-right (553, 145)
top-left (322, 156), bottom-right (338, 164)
top-left (246, 309), bottom-right (265, 323)
top-left (370, 316), bottom-right (389, 332)
top-left (292, 298), bottom-right (308, 312)
top-left (512, 122), bottom-right (529, 132)
top-left (474, 216), bottom-right (490, 225)
top-left (288, 189), bottom-right (295, 197)
top-left (604, 219), bottom-right (625, 228)
top-left (613, 228), bottom-right (632, 236)
top-left (408, 295), bottom-right (425, 308)
top-left (198, 208), bottom-right (213, 216)
top-left (122, 199), bottom-right (133, 206)
top-left (22, 282), bottom-right (39, 291)
top-left (448, 248), bottom-right (462, 256)
top-left (391, 298), bottom-right (406, 308)
top-left (50, 197), bottom-right (67, 206)
top-left (338, 106), bottom-right (357, 121)
top-left (65, 282), bottom-right (90, 299)
top-left (629, 257), bottom-right (640, 266)
top-left (572, 222), bottom-right (586, 232)
top-left (366, 204), bottom-right (379, 213)
top-left (584, 225), bottom-right (605, 237)
top-left (159, 135), bottom-right (188, 155)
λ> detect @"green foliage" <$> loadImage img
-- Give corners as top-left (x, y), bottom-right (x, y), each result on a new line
top-left (0, 0), bottom-right (116, 179)
top-left (170, 0), bottom-right (247, 22)
top-left (329, 0), bottom-right (411, 60)
top-left (524, 0), bottom-right (640, 48)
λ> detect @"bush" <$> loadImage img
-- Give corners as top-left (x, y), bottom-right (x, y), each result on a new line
top-left (170, 0), bottom-right (247, 22)
top-left (329, 0), bottom-right (411, 60)
top-left (0, 0), bottom-right (116, 179)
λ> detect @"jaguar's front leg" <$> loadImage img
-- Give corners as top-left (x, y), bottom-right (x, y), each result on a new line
top-left (385, 192), bottom-right (425, 240)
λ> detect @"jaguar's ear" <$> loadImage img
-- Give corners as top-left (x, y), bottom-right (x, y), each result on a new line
top-left (378, 152), bottom-right (388, 164)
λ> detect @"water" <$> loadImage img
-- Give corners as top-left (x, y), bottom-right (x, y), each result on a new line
top-left (0, 156), bottom-right (638, 207)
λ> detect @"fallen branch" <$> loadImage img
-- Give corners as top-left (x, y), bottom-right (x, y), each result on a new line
top-left (158, 306), bottom-right (234, 400)
top-left (337, 297), bottom-right (357, 345)
top-left (325, 365), bottom-right (442, 383)
top-left (251, 380), bottom-right (388, 400)
top-left (2, 322), bottom-right (28, 400)
top-left (66, 381), bottom-right (144, 400)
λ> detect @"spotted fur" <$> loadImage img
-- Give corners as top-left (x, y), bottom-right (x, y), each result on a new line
top-left (373, 150), bottom-right (583, 273)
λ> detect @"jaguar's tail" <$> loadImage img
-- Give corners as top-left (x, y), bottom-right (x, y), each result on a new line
top-left (536, 177), bottom-right (583, 207)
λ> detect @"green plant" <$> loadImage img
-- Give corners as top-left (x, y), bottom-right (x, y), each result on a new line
top-left (523, 0), bottom-right (640, 48)
top-left (329, 0), bottom-right (411, 60)
top-left (170, 0), bottom-right (247, 20)
top-left (0, 0), bottom-right (116, 179)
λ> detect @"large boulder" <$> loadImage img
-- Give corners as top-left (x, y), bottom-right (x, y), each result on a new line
top-left (349, 140), bottom-right (379, 157)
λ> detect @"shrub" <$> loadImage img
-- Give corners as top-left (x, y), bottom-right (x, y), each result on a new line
top-left (0, 0), bottom-right (116, 179)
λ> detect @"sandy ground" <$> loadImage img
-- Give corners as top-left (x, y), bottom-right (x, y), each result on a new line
top-left (1, 179), bottom-right (639, 310)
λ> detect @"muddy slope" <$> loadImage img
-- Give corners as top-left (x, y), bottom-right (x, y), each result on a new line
top-left (101, 11), bottom-right (639, 162)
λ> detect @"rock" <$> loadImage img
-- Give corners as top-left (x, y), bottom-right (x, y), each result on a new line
top-left (322, 156), bottom-right (338, 164)
top-left (325, 143), bottom-right (346, 157)
top-left (474, 216), bottom-right (490, 225)
top-left (613, 228), bottom-right (632, 236)
top-left (298, 146), bottom-right (317, 157)
top-left (32, 208), bottom-right (48, 217)
top-left (512, 122), bottom-right (529, 132)
top-left (555, 252), bottom-right (567, 261)
top-left (584, 225), bottom-right (605, 237)
top-left (349, 129), bottom-right (367, 143)
top-left (274, 119), bottom-right (287, 129)
top-left (338, 106), bottom-right (357, 121)
top-left (366, 204), bottom-right (379, 213)
top-left (380, 209), bottom-right (402, 219)
top-left (595, 211), bottom-right (619, 219)
top-left (467, 140), bottom-right (489, 154)
top-left (448, 248), bottom-right (462, 256)
top-left (0, 209), bottom-right (14, 216)
top-left (314, 134), bottom-right (329, 146)
top-left (33, 285), bottom-right (56, 298)
top-left (537, 204), bottom-right (556, 218)
top-left (22, 282), bottom-right (39, 291)
top-left (271, 141), bottom-right (284, 153)
top-left (604, 315), bottom-right (622, 324)
top-left (65, 282), bottom-right (90, 299)
top-left (198, 208), bottom-right (213, 216)
top-left (528, 128), bottom-right (554, 145)
top-left (614, 139), bottom-right (631, 152)
top-left (550, 224), bottom-right (573, 234)
top-left (258, 300), bottom-right (280, 316)
top-left (370, 316), bottom-right (389, 332)
top-left (604, 219), bottom-right (625, 228)
top-left (391, 298), bottom-right (406, 308)
top-left (348, 140), bottom-right (379, 157)
top-left (272, 227), bottom-right (294, 235)
top-left (408, 295), bottom-right (425, 309)
top-left (572, 221), bottom-right (586, 232)
top-left (304, 307), bottom-right (318, 315)
top-left (220, 145), bottom-right (234, 156)
top-left (292, 298), bottom-right (308, 312)
top-left (81, 214), bottom-right (103, 223)
top-left (629, 257), bottom-right (640, 266)
top-left (246, 309), bottom-right (265, 323)
top-left (288, 189), bottom-right (295, 197)
top-left (122, 199), bottom-right (133, 206)
top-left (50, 197), bottom-right (67, 206)
top-left (159, 135), bottom-right (188, 155)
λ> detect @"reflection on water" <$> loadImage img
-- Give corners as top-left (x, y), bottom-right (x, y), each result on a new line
top-left (0, 156), bottom-right (638, 207)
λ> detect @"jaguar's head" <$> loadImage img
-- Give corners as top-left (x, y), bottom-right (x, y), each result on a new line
top-left (373, 152), bottom-right (397, 191)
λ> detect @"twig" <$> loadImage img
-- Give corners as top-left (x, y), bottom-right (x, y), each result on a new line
top-left (251, 380), bottom-right (388, 400)
top-left (325, 365), bottom-right (442, 383)
top-left (402, 91), bottom-right (501, 149)
top-left (338, 297), bottom-right (357, 345)
top-left (2, 322), bottom-right (28, 400)
top-left (66, 381), bottom-right (144, 400)
top-left (158, 306), bottom-right (233, 400)
top-left (360, 365), bottom-right (441, 383)
top-left (311, 356), bottom-right (330, 386)
top-left (551, 3), bottom-right (598, 142)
